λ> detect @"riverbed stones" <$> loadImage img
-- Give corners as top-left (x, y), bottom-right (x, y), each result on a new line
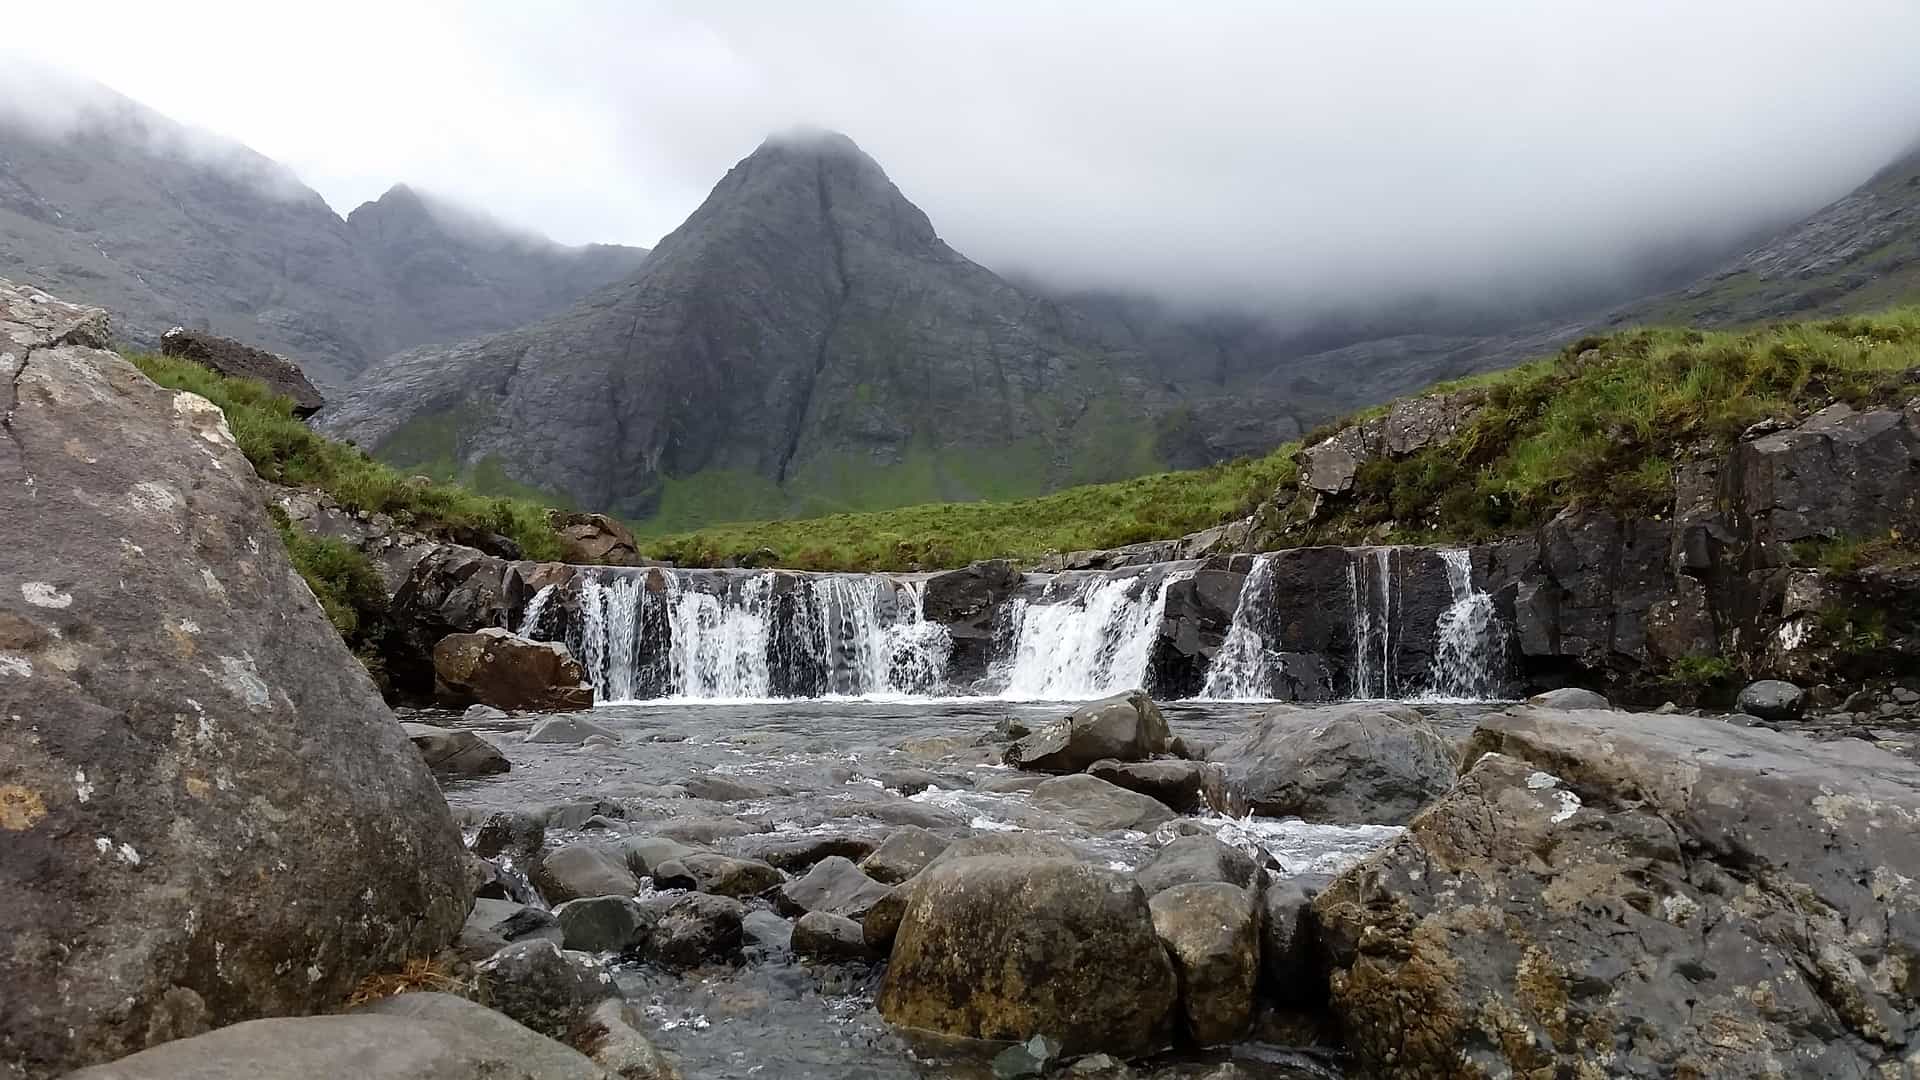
top-left (1149, 883), bottom-right (1260, 1045)
top-left (528, 714), bottom-right (621, 744)
top-left (619, 835), bottom-right (701, 876)
top-left (1028, 773), bottom-right (1178, 831)
top-left (535, 842), bottom-right (641, 904)
top-left (1737, 678), bottom-right (1807, 721)
top-left (1205, 702), bottom-right (1455, 824)
top-left (475, 940), bottom-right (622, 1042)
top-left (877, 855), bottom-right (1177, 1057)
top-left (775, 855), bottom-right (893, 919)
top-left (791, 911), bottom-right (873, 962)
top-left (1525, 686), bottom-right (1612, 710)
top-left (1134, 835), bottom-right (1262, 897)
top-left (433, 627), bottom-right (596, 711)
top-left (459, 898), bottom-right (566, 962)
top-left (1086, 758), bottom-right (1212, 814)
top-left (403, 721), bottom-right (511, 776)
top-left (580, 998), bottom-right (680, 1080)
top-left (859, 825), bottom-right (951, 884)
top-left (645, 893), bottom-right (746, 968)
top-left (0, 280), bottom-right (471, 1078)
top-left (1314, 707), bottom-right (1920, 1078)
top-left (474, 808), bottom-right (547, 860)
top-left (1258, 882), bottom-right (1319, 1007)
top-left (555, 896), bottom-right (654, 955)
top-left (1004, 690), bottom-right (1172, 773)
top-left (650, 853), bottom-right (782, 898)
top-left (65, 992), bottom-right (609, 1080)
top-left (727, 830), bottom-right (881, 871)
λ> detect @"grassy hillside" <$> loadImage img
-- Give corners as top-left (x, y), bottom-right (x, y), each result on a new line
top-left (645, 306), bottom-right (1920, 569)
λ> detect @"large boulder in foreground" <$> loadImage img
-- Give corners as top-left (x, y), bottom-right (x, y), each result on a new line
top-left (159, 326), bottom-right (326, 418)
top-left (0, 279), bottom-right (470, 1078)
top-left (433, 627), bottom-right (595, 711)
top-left (1004, 690), bottom-right (1171, 773)
top-left (1314, 707), bottom-right (1920, 1078)
top-left (1204, 701), bottom-right (1455, 824)
top-left (877, 855), bottom-right (1177, 1058)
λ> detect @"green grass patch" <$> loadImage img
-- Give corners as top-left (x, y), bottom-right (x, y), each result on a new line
top-left (126, 352), bottom-right (568, 562)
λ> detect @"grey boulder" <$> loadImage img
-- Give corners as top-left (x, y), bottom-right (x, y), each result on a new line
top-left (1205, 702), bottom-right (1456, 824)
top-left (404, 722), bottom-right (511, 776)
top-left (1737, 678), bottom-right (1807, 722)
top-left (475, 940), bottom-right (621, 1042)
top-left (1027, 773), bottom-right (1177, 832)
top-left (1004, 690), bottom-right (1172, 773)
top-left (1149, 882), bottom-right (1260, 1046)
top-left (528, 715), bottom-right (622, 745)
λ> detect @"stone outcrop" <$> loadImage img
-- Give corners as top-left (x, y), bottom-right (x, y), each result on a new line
top-left (877, 855), bottom-right (1177, 1058)
top-left (551, 512), bottom-right (642, 566)
top-left (1298, 390), bottom-right (1485, 496)
top-left (160, 327), bottom-right (326, 416)
top-left (1314, 706), bottom-right (1920, 1078)
top-left (0, 279), bottom-right (470, 1078)
top-left (432, 627), bottom-right (595, 711)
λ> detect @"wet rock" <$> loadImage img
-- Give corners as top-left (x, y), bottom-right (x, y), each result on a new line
top-left (1086, 759), bottom-right (1213, 814)
top-left (550, 511), bottom-right (642, 567)
top-left (0, 281), bottom-right (470, 1077)
top-left (726, 830), bottom-right (881, 872)
top-left (465, 703), bottom-right (511, 722)
top-left (403, 722), bottom-right (512, 776)
top-left (458, 898), bottom-right (566, 962)
top-left (534, 842), bottom-right (640, 904)
top-left (580, 998), bottom-right (681, 1079)
top-left (159, 326), bottom-right (326, 417)
top-left (474, 809), bottom-right (547, 861)
top-left (433, 627), bottom-right (596, 712)
top-left (862, 887), bottom-right (910, 952)
top-left (872, 767), bottom-right (952, 796)
top-left (1525, 686), bottom-right (1612, 710)
top-left (1737, 678), bottom-right (1807, 721)
top-left (645, 892), bottom-right (746, 968)
top-left (992, 1034), bottom-right (1064, 1079)
top-left (977, 774), bottom-right (1048, 794)
top-left (775, 855), bottom-right (893, 920)
top-left (791, 911), bottom-right (874, 962)
top-left (1005, 690), bottom-right (1172, 773)
top-left (1314, 708), bottom-right (1920, 1078)
top-left (878, 855), bottom-right (1177, 1057)
top-left (650, 853), bottom-right (782, 898)
top-left (650, 816), bottom-right (769, 845)
top-left (475, 939), bottom-right (621, 1042)
top-left (860, 825), bottom-right (952, 884)
top-left (742, 910), bottom-right (793, 955)
top-left (1257, 882), bottom-right (1319, 1007)
top-left (1133, 835), bottom-right (1262, 897)
top-left (1028, 773), bottom-right (1177, 832)
top-left (543, 798), bottom-right (629, 830)
top-left (928, 832), bottom-right (1087, 867)
top-left (68, 992), bottom-right (607, 1079)
top-left (528, 715), bottom-right (621, 745)
top-left (619, 835), bottom-right (702, 876)
top-left (555, 895), bottom-right (654, 955)
top-left (1205, 702), bottom-right (1455, 824)
top-left (679, 773), bottom-right (778, 801)
top-left (1149, 883), bottom-right (1259, 1045)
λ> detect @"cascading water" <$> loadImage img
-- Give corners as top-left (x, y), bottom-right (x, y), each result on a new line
top-left (1199, 555), bottom-right (1277, 700)
top-left (996, 571), bottom-right (1185, 699)
top-left (517, 584), bottom-right (556, 638)
top-left (1422, 549), bottom-right (1505, 700)
top-left (1349, 548), bottom-right (1396, 699)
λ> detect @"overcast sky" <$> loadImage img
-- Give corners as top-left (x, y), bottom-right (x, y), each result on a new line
top-left (7, 1), bottom-right (1920, 314)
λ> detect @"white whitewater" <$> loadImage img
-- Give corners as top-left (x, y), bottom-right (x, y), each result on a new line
top-left (1349, 548), bottom-right (1396, 699)
top-left (997, 572), bottom-right (1185, 699)
top-left (1421, 549), bottom-right (1504, 700)
top-left (1199, 555), bottom-right (1276, 699)
top-left (665, 574), bottom-right (776, 700)
top-left (516, 584), bottom-right (556, 638)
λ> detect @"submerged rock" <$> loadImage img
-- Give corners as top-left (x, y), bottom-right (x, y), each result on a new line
top-left (1314, 707), bottom-right (1920, 1078)
top-left (403, 721), bottom-right (511, 776)
top-left (579, 998), bottom-right (681, 1079)
top-left (878, 855), bottom-right (1177, 1058)
top-left (1205, 702), bottom-right (1455, 824)
top-left (1004, 690), bottom-right (1172, 773)
top-left (0, 280), bottom-right (469, 1077)
top-left (433, 627), bottom-right (595, 712)
top-left (528, 714), bottom-right (622, 745)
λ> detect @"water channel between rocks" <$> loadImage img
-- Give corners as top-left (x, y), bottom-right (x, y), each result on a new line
top-left (436, 697), bottom-right (1506, 1079)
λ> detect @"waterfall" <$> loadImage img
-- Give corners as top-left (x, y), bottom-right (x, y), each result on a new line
top-left (997, 571), bottom-right (1184, 700)
top-left (665, 575), bottom-right (777, 700)
top-left (1422, 549), bottom-right (1504, 700)
top-left (1199, 555), bottom-right (1276, 700)
top-left (1348, 549), bottom-right (1396, 699)
top-left (517, 584), bottom-right (557, 638)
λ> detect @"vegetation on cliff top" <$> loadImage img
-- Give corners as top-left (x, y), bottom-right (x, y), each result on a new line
top-left (645, 305), bottom-right (1920, 569)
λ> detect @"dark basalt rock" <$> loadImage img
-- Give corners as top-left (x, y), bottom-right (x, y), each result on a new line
top-left (473, 940), bottom-right (622, 1042)
top-left (1005, 690), bottom-right (1172, 773)
top-left (644, 892), bottom-right (746, 968)
top-left (0, 280), bottom-right (469, 1079)
top-left (161, 327), bottom-right (327, 416)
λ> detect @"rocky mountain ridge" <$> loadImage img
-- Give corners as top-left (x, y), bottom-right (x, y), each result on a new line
top-left (0, 83), bottom-right (647, 388)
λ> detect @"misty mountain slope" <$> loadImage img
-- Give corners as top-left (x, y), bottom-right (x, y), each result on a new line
top-left (1613, 140), bottom-right (1920, 329)
top-left (324, 132), bottom-right (1312, 527)
top-left (0, 84), bottom-right (647, 387)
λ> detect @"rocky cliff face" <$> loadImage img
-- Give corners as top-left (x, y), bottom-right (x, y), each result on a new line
top-left (322, 132), bottom-right (1313, 526)
top-left (0, 84), bottom-right (645, 388)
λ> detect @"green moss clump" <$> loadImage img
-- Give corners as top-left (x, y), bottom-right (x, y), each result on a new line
top-left (266, 505), bottom-right (395, 687)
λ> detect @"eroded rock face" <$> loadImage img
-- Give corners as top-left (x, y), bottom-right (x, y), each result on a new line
top-left (0, 279), bottom-right (469, 1079)
top-left (1005, 690), bottom-right (1171, 773)
top-left (551, 512), bottom-right (641, 566)
top-left (1205, 702), bottom-right (1456, 824)
top-left (877, 855), bottom-right (1177, 1058)
top-left (160, 327), bottom-right (326, 417)
top-left (1314, 708), bottom-right (1920, 1078)
top-left (433, 627), bottom-right (595, 711)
